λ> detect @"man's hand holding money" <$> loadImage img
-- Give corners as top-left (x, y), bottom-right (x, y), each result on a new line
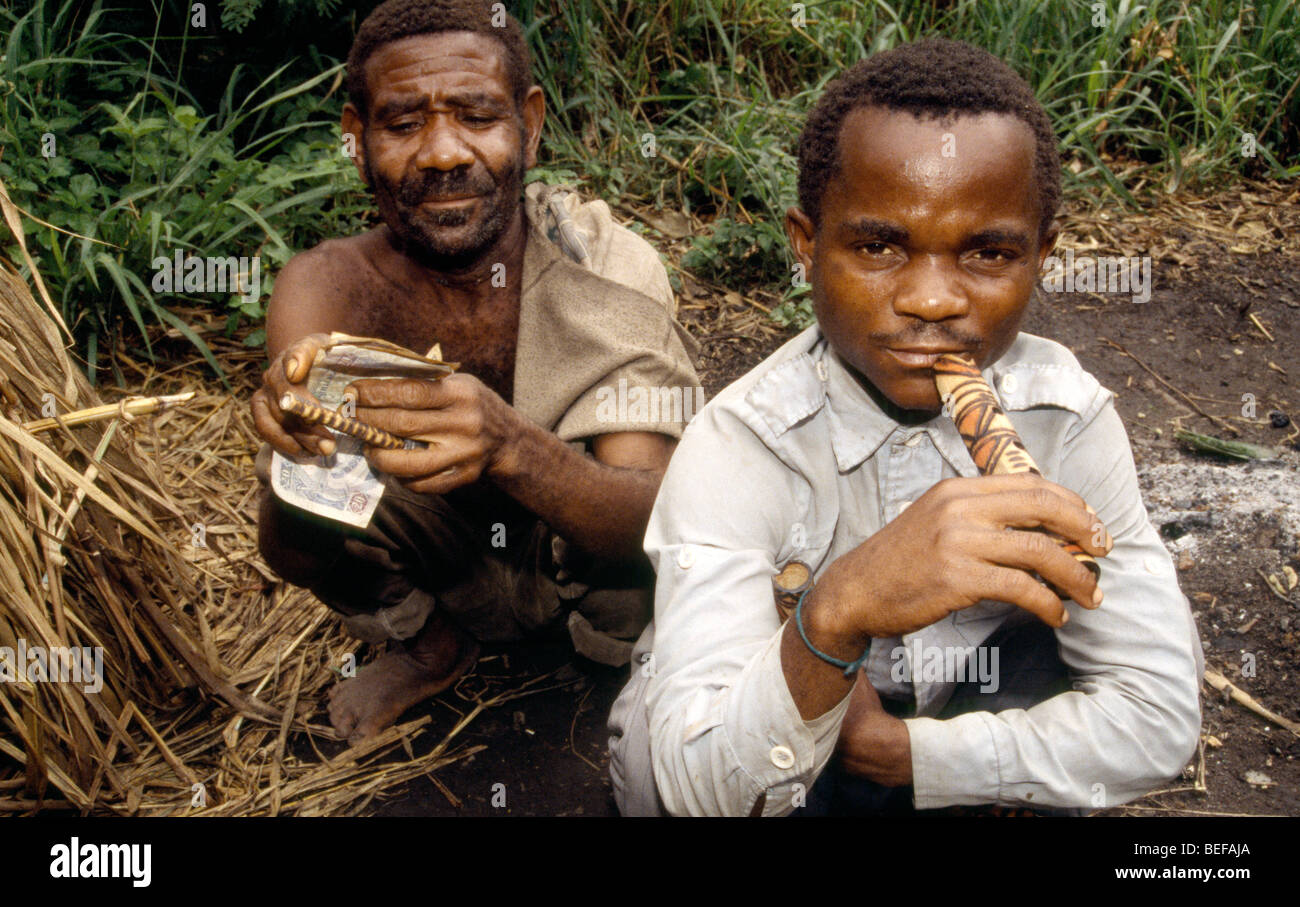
top-left (348, 373), bottom-right (518, 495)
top-left (251, 333), bottom-right (339, 459)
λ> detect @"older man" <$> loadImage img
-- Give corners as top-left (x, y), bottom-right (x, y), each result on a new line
top-left (252, 0), bottom-right (698, 743)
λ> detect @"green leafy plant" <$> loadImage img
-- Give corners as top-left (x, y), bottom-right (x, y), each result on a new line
top-left (0, 0), bottom-right (370, 384)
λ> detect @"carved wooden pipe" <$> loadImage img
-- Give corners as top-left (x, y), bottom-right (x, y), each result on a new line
top-left (933, 353), bottom-right (1099, 589)
top-left (279, 394), bottom-right (413, 450)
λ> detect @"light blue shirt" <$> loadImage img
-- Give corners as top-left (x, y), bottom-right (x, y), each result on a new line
top-left (609, 326), bottom-right (1203, 816)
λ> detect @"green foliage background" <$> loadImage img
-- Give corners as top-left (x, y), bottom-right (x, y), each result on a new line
top-left (0, 0), bottom-right (1295, 379)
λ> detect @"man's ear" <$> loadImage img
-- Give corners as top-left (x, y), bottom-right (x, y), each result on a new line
top-left (341, 103), bottom-right (368, 186)
top-left (786, 206), bottom-right (816, 275)
top-left (521, 85), bottom-right (545, 170)
top-left (1036, 218), bottom-right (1061, 269)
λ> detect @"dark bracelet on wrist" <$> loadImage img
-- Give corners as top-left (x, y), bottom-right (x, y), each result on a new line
top-left (793, 588), bottom-right (870, 677)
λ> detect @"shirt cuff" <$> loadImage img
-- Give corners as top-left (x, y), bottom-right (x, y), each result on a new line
top-left (722, 630), bottom-right (852, 815)
top-left (905, 713), bottom-right (1001, 809)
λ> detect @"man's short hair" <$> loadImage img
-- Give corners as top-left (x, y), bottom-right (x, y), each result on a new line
top-left (797, 38), bottom-right (1061, 238)
top-left (345, 0), bottom-right (533, 120)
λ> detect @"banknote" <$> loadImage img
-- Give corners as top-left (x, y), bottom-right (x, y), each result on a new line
top-left (270, 334), bottom-right (456, 528)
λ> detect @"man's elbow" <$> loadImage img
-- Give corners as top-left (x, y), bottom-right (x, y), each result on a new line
top-left (1118, 686), bottom-right (1202, 803)
top-left (1150, 691), bottom-right (1202, 783)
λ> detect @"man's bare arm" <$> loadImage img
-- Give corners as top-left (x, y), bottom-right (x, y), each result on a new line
top-left (495, 426), bottom-right (673, 563)
top-left (354, 374), bottom-right (674, 562)
top-left (251, 250), bottom-right (348, 458)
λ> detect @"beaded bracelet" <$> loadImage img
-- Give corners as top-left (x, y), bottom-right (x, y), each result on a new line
top-left (793, 588), bottom-right (870, 677)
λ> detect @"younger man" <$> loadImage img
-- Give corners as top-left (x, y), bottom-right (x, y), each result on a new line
top-left (609, 39), bottom-right (1202, 816)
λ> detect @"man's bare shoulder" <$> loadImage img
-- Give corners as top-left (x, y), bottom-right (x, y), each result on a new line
top-left (276, 231), bottom-right (391, 300)
top-left (266, 230), bottom-right (392, 356)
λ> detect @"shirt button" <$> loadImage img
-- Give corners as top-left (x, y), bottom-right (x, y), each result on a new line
top-left (1000, 373), bottom-right (1019, 395)
top-left (815, 360), bottom-right (829, 382)
top-left (769, 745), bottom-right (796, 769)
top-left (676, 547), bottom-right (695, 569)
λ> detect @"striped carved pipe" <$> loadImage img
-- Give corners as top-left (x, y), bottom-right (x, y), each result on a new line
top-left (279, 393), bottom-right (414, 451)
top-left (933, 353), bottom-right (1100, 587)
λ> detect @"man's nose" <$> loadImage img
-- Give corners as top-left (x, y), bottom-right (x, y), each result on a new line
top-left (414, 116), bottom-right (474, 171)
top-left (892, 255), bottom-right (968, 321)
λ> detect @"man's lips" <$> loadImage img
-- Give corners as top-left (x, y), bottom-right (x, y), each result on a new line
top-left (884, 347), bottom-right (970, 368)
top-left (420, 195), bottom-right (478, 208)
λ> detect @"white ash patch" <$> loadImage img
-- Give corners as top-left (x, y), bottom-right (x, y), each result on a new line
top-left (1134, 448), bottom-right (1300, 559)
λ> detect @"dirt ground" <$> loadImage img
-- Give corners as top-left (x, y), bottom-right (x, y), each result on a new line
top-left (92, 183), bottom-right (1285, 818)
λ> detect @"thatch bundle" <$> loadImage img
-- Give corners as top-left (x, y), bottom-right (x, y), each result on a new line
top-left (0, 193), bottom-right (533, 816)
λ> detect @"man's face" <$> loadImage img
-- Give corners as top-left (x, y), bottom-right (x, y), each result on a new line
top-left (343, 31), bottom-right (543, 268)
top-left (787, 105), bottom-right (1057, 414)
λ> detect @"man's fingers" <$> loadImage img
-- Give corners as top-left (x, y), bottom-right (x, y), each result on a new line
top-left (348, 377), bottom-right (451, 410)
top-left (978, 528), bottom-right (1102, 610)
top-left (280, 334), bottom-right (330, 385)
top-left (251, 391), bottom-right (311, 458)
top-left (251, 388), bottom-right (335, 457)
top-left (947, 472), bottom-right (1090, 512)
top-left (365, 441), bottom-right (480, 484)
top-left (970, 564), bottom-right (1070, 628)
top-left (354, 405), bottom-right (465, 439)
top-left (966, 482), bottom-right (1112, 558)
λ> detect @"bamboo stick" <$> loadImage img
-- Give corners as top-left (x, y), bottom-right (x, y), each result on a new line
top-left (21, 392), bottom-right (196, 434)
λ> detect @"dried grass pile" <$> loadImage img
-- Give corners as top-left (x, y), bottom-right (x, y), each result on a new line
top-left (0, 199), bottom-right (538, 816)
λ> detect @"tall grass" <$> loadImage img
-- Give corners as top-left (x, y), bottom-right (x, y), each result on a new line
top-left (1, 0), bottom-right (1296, 365)
top-left (0, 0), bottom-right (369, 383)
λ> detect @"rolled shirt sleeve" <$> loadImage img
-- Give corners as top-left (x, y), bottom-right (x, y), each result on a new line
top-left (906, 399), bottom-right (1204, 810)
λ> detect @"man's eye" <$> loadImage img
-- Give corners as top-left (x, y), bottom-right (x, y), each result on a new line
top-left (974, 249), bottom-right (1014, 262)
top-left (387, 119), bottom-right (421, 133)
top-left (858, 242), bottom-right (891, 255)
top-left (462, 113), bottom-right (499, 126)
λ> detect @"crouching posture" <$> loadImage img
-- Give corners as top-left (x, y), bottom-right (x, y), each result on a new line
top-left (252, 0), bottom-right (698, 744)
top-left (609, 39), bottom-right (1201, 816)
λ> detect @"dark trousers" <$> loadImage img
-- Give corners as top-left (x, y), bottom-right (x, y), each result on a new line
top-left (257, 446), bottom-right (652, 648)
top-left (793, 620), bottom-right (1076, 817)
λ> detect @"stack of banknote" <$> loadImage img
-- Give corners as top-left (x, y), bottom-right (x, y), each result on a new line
top-left (270, 334), bottom-right (455, 528)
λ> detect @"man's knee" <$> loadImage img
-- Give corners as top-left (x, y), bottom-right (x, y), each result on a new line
top-left (607, 651), bottom-right (665, 816)
top-left (257, 488), bottom-right (341, 586)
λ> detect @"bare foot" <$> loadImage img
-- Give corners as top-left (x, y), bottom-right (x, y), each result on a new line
top-left (329, 612), bottom-right (478, 744)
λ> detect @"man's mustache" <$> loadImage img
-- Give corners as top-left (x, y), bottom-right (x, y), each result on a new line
top-left (869, 326), bottom-right (985, 348)
top-left (396, 169), bottom-right (498, 206)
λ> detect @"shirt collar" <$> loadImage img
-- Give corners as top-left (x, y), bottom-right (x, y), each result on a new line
top-left (818, 339), bottom-right (981, 478)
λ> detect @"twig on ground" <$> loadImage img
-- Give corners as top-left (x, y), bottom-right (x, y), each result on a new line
top-left (1099, 337), bottom-right (1240, 436)
top-left (1203, 667), bottom-right (1300, 736)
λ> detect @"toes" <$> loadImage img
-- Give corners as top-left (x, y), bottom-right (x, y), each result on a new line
top-left (329, 695), bottom-right (358, 740)
top-left (352, 715), bottom-right (387, 743)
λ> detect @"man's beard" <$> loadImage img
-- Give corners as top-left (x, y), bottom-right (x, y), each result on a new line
top-left (367, 150), bottom-right (526, 271)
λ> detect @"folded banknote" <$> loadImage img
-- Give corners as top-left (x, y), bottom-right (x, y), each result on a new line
top-left (270, 334), bottom-right (456, 528)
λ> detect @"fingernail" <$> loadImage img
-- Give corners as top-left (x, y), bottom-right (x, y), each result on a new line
top-left (320, 439), bottom-right (336, 456)
top-left (1060, 609), bottom-right (1070, 625)
top-left (285, 356), bottom-right (300, 378)
top-left (1085, 502), bottom-right (1097, 516)
top-left (1092, 587), bottom-right (1104, 607)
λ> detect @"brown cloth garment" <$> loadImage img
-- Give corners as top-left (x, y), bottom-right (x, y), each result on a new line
top-left (257, 185), bottom-right (701, 664)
